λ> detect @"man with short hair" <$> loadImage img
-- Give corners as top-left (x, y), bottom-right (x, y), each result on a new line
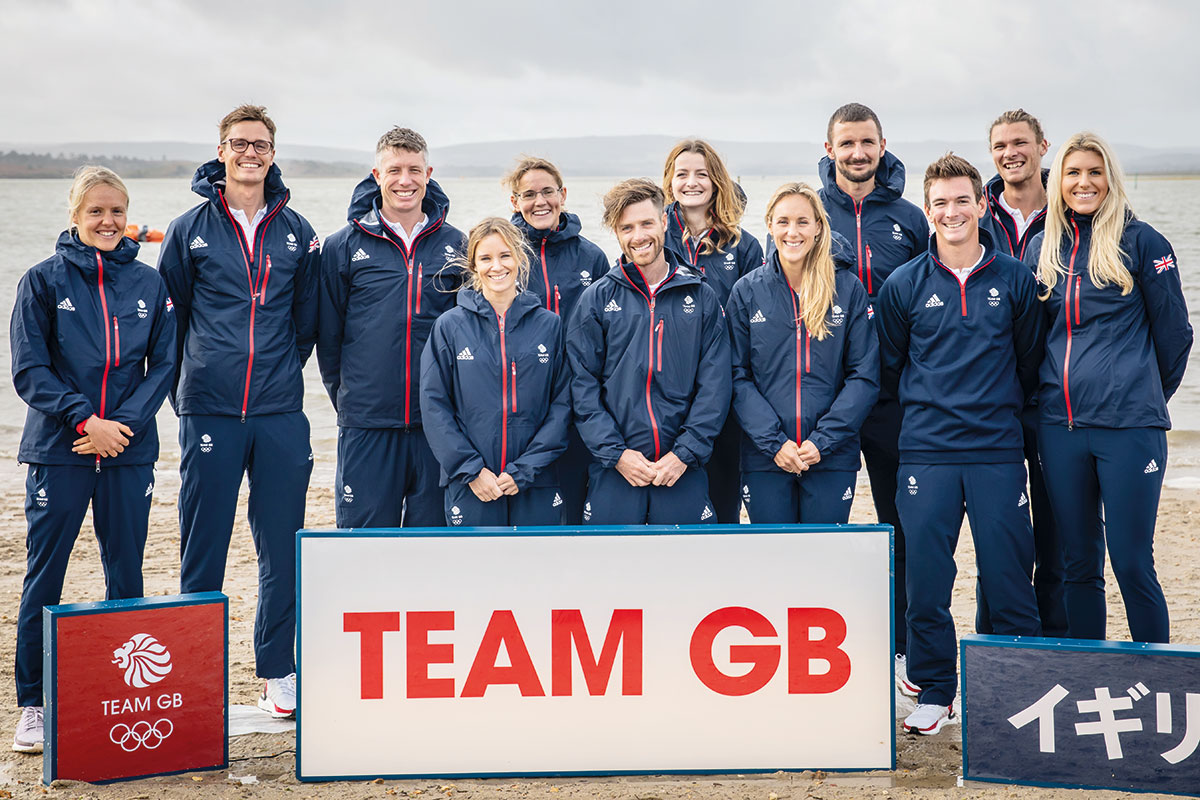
top-left (819, 103), bottom-right (929, 691)
top-left (877, 153), bottom-right (1044, 736)
top-left (567, 179), bottom-right (730, 524)
top-left (158, 104), bottom-right (320, 718)
top-left (317, 128), bottom-right (465, 527)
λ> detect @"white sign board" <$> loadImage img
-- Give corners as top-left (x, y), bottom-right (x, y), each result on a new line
top-left (297, 526), bottom-right (893, 780)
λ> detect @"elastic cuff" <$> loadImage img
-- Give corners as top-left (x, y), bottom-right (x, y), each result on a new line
top-left (75, 419), bottom-right (89, 435)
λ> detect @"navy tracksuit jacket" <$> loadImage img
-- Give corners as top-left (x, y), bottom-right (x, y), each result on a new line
top-left (980, 171), bottom-right (1048, 261)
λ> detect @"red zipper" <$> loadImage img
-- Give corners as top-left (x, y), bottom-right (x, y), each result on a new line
top-left (854, 201), bottom-right (873, 294)
top-left (540, 238), bottom-right (552, 310)
top-left (511, 360), bottom-right (517, 412)
top-left (498, 311), bottom-right (509, 470)
top-left (786, 280), bottom-right (803, 441)
top-left (95, 253), bottom-right (112, 471)
top-left (1074, 276), bottom-right (1081, 324)
top-left (554, 285), bottom-right (560, 316)
top-left (865, 243), bottom-right (874, 296)
top-left (673, 207), bottom-right (712, 266)
top-left (656, 320), bottom-right (664, 371)
top-left (805, 331), bottom-right (811, 373)
top-left (113, 317), bottom-right (121, 367)
top-left (624, 264), bottom-right (671, 460)
top-left (416, 263), bottom-right (423, 314)
top-left (260, 254), bottom-right (272, 305)
top-left (1062, 219), bottom-right (1082, 429)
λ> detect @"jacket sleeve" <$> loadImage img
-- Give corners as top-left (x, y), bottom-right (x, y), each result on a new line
top-left (316, 232), bottom-right (348, 409)
top-left (107, 276), bottom-right (178, 434)
top-left (672, 286), bottom-right (732, 467)
top-left (567, 288), bottom-right (627, 467)
top-left (876, 273), bottom-right (911, 399)
top-left (1134, 226), bottom-right (1193, 401)
top-left (292, 221), bottom-right (320, 366)
top-left (157, 215), bottom-right (195, 410)
top-left (807, 280), bottom-right (880, 456)
top-left (9, 269), bottom-right (95, 428)
top-left (1010, 265), bottom-right (1046, 404)
top-left (418, 319), bottom-right (488, 485)
top-left (505, 319), bottom-right (571, 489)
top-left (728, 282), bottom-right (789, 458)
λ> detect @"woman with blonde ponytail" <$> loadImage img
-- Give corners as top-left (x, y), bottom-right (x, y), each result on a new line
top-left (1027, 133), bottom-right (1193, 644)
top-left (727, 183), bottom-right (879, 523)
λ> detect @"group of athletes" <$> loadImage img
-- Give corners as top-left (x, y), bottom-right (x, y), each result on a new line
top-left (9, 101), bottom-right (1193, 752)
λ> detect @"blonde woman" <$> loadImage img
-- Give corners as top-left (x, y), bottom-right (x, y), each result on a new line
top-left (419, 218), bottom-right (570, 525)
top-left (1027, 133), bottom-right (1193, 643)
top-left (727, 183), bottom-right (878, 523)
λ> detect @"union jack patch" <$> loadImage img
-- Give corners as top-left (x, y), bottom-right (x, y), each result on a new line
top-left (1154, 254), bottom-right (1176, 274)
top-left (308, 235), bottom-right (321, 253)
top-left (165, 297), bottom-right (174, 313)
top-left (867, 304), bottom-right (875, 320)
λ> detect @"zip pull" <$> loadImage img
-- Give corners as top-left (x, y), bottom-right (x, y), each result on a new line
top-left (806, 332), bottom-right (812, 373)
top-left (865, 243), bottom-right (874, 295)
top-left (260, 254), bottom-right (272, 305)
top-left (656, 320), bottom-right (664, 372)
top-left (95, 456), bottom-right (101, 473)
top-left (511, 361), bottom-right (517, 411)
top-left (1074, 276), bottom-right (1081, 324)
top-left (416, 263), bottom-right (423, 314)
top-left (554, 285), bottom-right (561, 316)
top-left (113, 317), bottom-right (121, 367)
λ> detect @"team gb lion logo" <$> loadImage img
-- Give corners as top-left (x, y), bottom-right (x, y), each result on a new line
top-left (112, 633), bottom-right (173, 688)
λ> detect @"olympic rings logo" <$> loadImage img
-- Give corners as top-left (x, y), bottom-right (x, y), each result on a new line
top-left (109, 719), bottom-right (173, 751)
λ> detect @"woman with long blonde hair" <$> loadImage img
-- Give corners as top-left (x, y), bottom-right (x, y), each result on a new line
top-left (1029, 132), bottom-right (1192, 643)
top-left (727, 183), bottom-right (878, 523)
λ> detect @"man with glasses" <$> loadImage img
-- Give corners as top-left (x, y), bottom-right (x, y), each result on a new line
top-left (158, 104), bottom-right (320, 719)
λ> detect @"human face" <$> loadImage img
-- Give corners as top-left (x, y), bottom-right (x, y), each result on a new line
top-left (825, 120), bottom-right (886, 184)
top-left (990, 122), bottom-right (1049, 187)
top-left (1061, 149), bottom-right (1109, 216)
top-left (373, 147), bottom-right (432, 221)
top-left (670, 151), bottom-right (714, 211)
top-left (614, 199), bottom-right (667, 269)
top-left (511, 169), bottom-right (565, 231)
top-left (218, 121), bottom-right (274, 187)
top-left (925, 177), bottom-right (985, 248)
top-left (72, 184), bottom-right (128, 251)
top-left (769, 194), bottom-right (822, 269)
top-left (473, 233), bottom-right (519, 300)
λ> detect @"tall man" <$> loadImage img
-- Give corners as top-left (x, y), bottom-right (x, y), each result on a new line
top-left (818, 103), bottom-right (928, 689)
top-left (159, 105), bottom-right (320, 718)
top-left (877, 154), bottom-right (1044, 735)
top-left (317, 128), bottom-right (465, 527)
top-left (567, 179), bottom-right (731, 524)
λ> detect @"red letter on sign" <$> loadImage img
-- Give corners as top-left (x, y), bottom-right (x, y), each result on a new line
top-left (690, 607), bottom-right (780, 696)
top-left (344, 612), bottom-right (400, 700)
top-left (787, 607), bottom-right (851, 694)
top-left (460, 611), bottom-right (546, 698)
top-left (550, 609), bottom-right (643, 696)
top-left (407, 611), bottom-right (455, 699)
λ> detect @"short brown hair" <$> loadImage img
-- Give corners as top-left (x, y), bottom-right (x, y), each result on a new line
top-left (376, 127), bottom-right (428, 160)
top-left (504, 156), bottom-right (564, 194)
top-left (923, 153), bottom-right (983, 206)
top-left (602, 178), bottom-right (665, 230)
top-left (219, 104), bottom-right (276, 144)
top-left (988, 108), bottom-right (1044, 144)
top-left (827, 103), bottom-right (882, 144)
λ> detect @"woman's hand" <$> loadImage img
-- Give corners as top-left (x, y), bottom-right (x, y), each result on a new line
top-left (773, 440), bottom-right (809, 474)
top-left (469, 468), bottom-right (505, 502)
top-left (495, 471), bottom-right (519, 496)
top-left (76, 416), bottom-right (133, 457)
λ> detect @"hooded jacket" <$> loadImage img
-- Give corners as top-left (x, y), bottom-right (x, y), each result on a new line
top-left (1024, 213), bottom-right (1192, 429)
top-left (318, 175), bottom-right (466, 429)
top-left (818, 151), bottom-right (929, 298)
top-left (420, 290), bottom-right (569, 489)
top-left (566, 253), bottom-right (732, 469)
top-left (157, 160), bottom-right (320, 419)
top-left (980, 170), bottom-right (1049, 261)
top-left (12, 232), bottom-right (175, 465)
top-left (663, 201), bottom-right (764, 307)
top-left (727, 252), bottom-right (879, 473)
top-left (511, 211), bottom-right (610, 324)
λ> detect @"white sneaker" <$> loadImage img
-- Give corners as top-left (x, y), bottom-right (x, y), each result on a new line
top-left (895, 654), bottom-right (920, 698)
top-left (13, 706), bottom-right (44, 753)
top-left (904, 702), bottom-right (955, 735)
top-left (257, 673), bottom-right (296, 719)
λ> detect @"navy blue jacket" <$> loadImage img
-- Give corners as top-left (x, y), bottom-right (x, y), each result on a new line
top-left (318, 176), bottom-right (465, 429)
top-left (818, 151), bottom-right (929, 298)
top-left (158, 160), bottom-right (320, 418)
top-left (664, 202), bottom-right (765, 307)
top-left (727, 254), bottom-right (879, 473)
top-left (1025, 213), bottom-right (1192, 430)
top-left (980, 170), bottom-right (1049, 261)
top-left (12, 232), bottom-right (175, 465)
top-left (420, 290), bottom-right (570, 489)
top-left (877, 232), bottom-right (1045, 463)
top-left (512, 211), bottom-right (609, 324)
top-left (567, 253), bottom-right (732, 468)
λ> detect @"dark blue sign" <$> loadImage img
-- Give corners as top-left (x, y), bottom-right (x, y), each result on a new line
top-left (963, 635), bottom-right (1200, 796)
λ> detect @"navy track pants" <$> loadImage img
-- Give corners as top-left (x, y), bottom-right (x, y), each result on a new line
top-left (335, 427), bottom-right (443, 528)
top-left (17, 463), bottom-right (154, 706)
top-left (178, 412), bottom-right (312, 679)
top-left (861, 398), bottom-right (908, 656)
top-left (1038, 424), bottom-right (1169, 643)
top-left (705, 414), bottom-right (743, 523)
top-left (742, 469), bottom-right (857, 524)
top-left (554, 425), bottom-right (593, 525)
top-left (897, 461), bottom-right (1041, 705)
top-left (583, 463), bottom-right (715, 525)
top-left (444, 483), bottom-right (563, 526)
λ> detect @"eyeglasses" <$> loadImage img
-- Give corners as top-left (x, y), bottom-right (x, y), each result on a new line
top-left (222, 138), bottom-right (274, 155)
top-left (516, 187), bottom-right (561, 202)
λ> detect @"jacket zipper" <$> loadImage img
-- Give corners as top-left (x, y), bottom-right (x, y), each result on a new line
top-left (540, 238), bottom-right (552, 310)
top-left (554, 285), bottom-right (560, 316)
top-left (260, 254), bottom-right (272, 306)
top-left (854, 200), bottom-right (873, 295)
top-left (498, 312), bottom-right (509, 471)
top-left (1062, 219), bottom-right (1082, 430)
top-left (113, 317), bottom-right (121, 367)
top-left (511, 360), bottom-right (517, 412)
top-left (674, 207), bottom-right (712, 269)
top-left (95, 253), bottom-right (112, 472)
top-left (646, 295), bottom-right (660, 458)
top-left (786, 281), bottom-right (803, 442)
top-left (656, 320), bottom-right (664, 372)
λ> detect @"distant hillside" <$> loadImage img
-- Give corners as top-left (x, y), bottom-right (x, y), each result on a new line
top-left (0, 150), bottom-right (364, 179)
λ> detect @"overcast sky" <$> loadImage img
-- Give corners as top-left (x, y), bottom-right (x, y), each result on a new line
top-left (3, 0), bottom-right (1198, 151)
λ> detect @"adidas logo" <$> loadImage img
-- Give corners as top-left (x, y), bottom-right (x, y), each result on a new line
top-left (842, 487), bottom-right (853, 501)
top-left (57, 298), bottom-right (76, 312)
top-left (189, 236), bottom-right (207, 250)
top-left (145, 483), bottom-right (154, 497)
top-left (750, 309), bottom-right (766, 324)
top-left (1145, 459), bottom-right (1159, 474)
top-left (700, 505), bottom-right (713, 520)
top-left (604, 299), bottom-right (622, 313)
top-left (457, 347), bottom-right (474, 361)
top-left (552, 493), bottom-right (563, 508)
top-left (352, 248), bottom-right (370, 262)
top-left (925, 294), bottom-right (944, 309)
top-left (1018, 492), bottom-right (1028, 507)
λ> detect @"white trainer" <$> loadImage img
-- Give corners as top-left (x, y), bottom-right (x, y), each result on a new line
top-left (13, 706), bottom-right (44, 753)
top-left (895, 654), bottom-right (921, 698)
top-left (904, 702), bottom-right (955, 735)
top-left (257, 673), bottom-right (296, 719)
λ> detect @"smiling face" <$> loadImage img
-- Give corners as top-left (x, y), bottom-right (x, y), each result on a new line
top-left (511, 168), bottom-right (565, 231)
top-left (670, 151), bottom-right (714, 212)
top-left (990, 121), bottom-right (1049, 188)
top-left (373, 147), bottom-right (432, 222)
top-left (1061, 149), bottom-right (1109, 216)
top-left (769, 193), bottom-right (822, 269)
top-left (825, 120), bottom-right (886, 185)
top-left (218, 120), bottom-right (274, 188)
top-left (925, 176), bottom-right (986, 248)
top-left (473, 232), bottom-right (519, 301)
top-left (614, 199), bottom-right (668, 270)
top-left (72, 184), bottom-right (128, 251)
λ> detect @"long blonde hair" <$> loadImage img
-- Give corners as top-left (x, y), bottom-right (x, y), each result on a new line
top-left (662, 139), bottom-right (744, 255)
top-left (1038, 132), bottom-right (1133, 298)
top-left (765, 183), bottom-right (837, 341)
top-left (459, 217), bottom-right (532, 294)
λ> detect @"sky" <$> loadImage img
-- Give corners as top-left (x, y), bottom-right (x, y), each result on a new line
top-left (3, 0), bottom-right (1198, 151)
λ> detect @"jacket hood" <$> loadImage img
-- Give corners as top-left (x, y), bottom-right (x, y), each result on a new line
top-left (985, 168), bottom-right (1050, 202)
top-left (347, 173), bottom-right (451, 226)
top-left (511, 210), bottom-right (583, 245)
top-left (456, 287), bottom-right (543, 323)
top-left (819, 150), bottom-right (908, 207)
top-left (191, 158), bottom-right (288, 206)
top-left (55, 229), bottom-right (140, 274)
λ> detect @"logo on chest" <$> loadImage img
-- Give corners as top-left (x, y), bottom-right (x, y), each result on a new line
top-left (892, 223), bottom-right (904, 242)
top-left (988, 287), bottom-right (1001, 308)
top-left (537, 343), bottom-right (549, 364)
top-left (137, 299), bottom-right (148, 319)
top-left (580, 270), bottom-right (593, 287)
top-left (287, 233), bottom-right (298, 252)
top-left (683, 295), bottom-right (696, 314)
top-left (830, 304), bottom-right (845, 327)
top-left (724, 252), bottom-right (736, 271)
